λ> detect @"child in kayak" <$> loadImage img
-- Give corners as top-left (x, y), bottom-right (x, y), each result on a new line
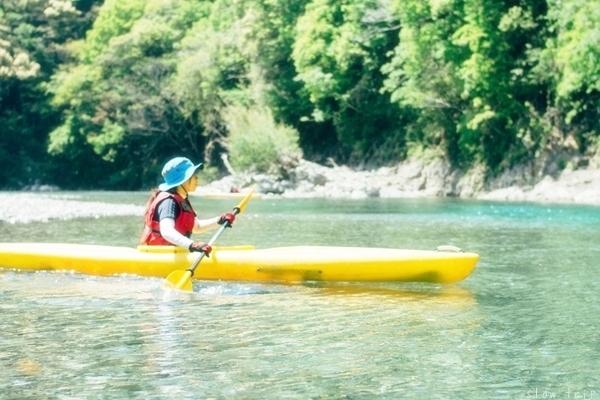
top-left (140, 157), bottom-right (235, 256)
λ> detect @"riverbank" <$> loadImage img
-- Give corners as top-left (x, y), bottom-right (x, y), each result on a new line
top-left (3, 156), bottom-right (600, 224)
top-left (197, 156), bottom-right (600, 206)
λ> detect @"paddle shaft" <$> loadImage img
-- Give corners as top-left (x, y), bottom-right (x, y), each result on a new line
top-left (187, 206), bottom-right (240, 276)
top-left (169, 185), bottom-right (255, 290)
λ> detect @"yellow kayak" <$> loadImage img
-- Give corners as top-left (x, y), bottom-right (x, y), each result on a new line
top-left (0, 243), bottom-right (479, 284)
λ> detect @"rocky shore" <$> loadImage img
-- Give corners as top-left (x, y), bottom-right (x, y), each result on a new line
top-left (3, 155), bottom-right (600, 224)
top-left (198, 156), bottom-right (600, 206)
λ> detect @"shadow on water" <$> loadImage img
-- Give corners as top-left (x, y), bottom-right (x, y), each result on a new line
top-left (301, 280), bottom-right (475, 301)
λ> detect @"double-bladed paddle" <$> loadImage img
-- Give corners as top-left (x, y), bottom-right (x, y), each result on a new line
top-left (164, 186), bottom-right (255, 291)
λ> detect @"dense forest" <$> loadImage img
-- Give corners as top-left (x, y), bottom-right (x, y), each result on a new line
top-left (1, 0), bottom-right (599, 190)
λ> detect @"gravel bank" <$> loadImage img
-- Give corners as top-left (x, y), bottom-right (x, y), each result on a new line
top-left (0, 193), bottom-right (145, 224)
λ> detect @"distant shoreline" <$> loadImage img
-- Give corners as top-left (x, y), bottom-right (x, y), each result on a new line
top-left (198, 158), bottom-right (600, 207)
top-left (3, 161), bottom-right (600, 224)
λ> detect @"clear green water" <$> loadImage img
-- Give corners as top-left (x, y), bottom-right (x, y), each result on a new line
top-left (1, 193), bottom-right (600, 399)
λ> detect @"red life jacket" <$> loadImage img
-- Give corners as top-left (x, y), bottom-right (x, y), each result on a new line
top-left (140, 191), bottom-right (197, 245)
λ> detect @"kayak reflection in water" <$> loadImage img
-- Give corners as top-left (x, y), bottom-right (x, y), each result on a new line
top-left (140, 157), bottom-right (235, 256)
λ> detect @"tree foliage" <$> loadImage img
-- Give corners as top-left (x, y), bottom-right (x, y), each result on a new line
top-left (383, 0), bottom-right (551, 171)
top-left (0, 0), bottom-right (100, 188)
top-left (1, 0), bottom-right (599, 188)
top-left (224, 105), bottom-right (302, 173)
top-left (292, 0), bottom-right (407, 164)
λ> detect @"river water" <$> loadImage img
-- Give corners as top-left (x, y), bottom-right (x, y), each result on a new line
top-left (1, 192), bottom-right (599, 399)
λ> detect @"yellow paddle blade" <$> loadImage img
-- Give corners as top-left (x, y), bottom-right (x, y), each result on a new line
top-left (164, 270), bottom-right (193, 291)
top-left (235, 185), bottom-right (256, 214)
top-left (163, 186), bottom-right (255, 292)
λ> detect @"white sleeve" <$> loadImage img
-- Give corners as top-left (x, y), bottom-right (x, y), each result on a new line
top-left (159, 218), bottom-right (194, 249)
top-left (193, 216), bottom-right (220, 234)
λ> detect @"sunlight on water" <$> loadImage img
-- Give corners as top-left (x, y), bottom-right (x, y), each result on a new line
top-left (2, 194), bottom-right (600, 398)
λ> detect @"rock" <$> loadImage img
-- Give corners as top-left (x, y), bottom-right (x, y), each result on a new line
top-left (350, 190), bottom-right (368, 199)
top-left (455, 165), bottom-right (485, 198)
top-left (477, 186), bottom-right (526, 202)
top-left (196, 154), bottom-right (600, 206)
top-left (366, 187), bottom-right (380, 198)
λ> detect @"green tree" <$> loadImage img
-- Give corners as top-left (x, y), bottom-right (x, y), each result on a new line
top-left (532, 0), bottom-right (600, 153)
top-left (48, 0), bottom-right (210, 189)
top-left (0, 0), bottom-right (100, 188)
top-left (383, 0), bottom-right (549, 172)
top-left (5, 0), bottom-right (600, 190)
top-left (233, 0), bottom-right (330, 161)
top-left (49, 0), bottom-right (309, 187)
top-left (292, 0), bottom-right (407, 164)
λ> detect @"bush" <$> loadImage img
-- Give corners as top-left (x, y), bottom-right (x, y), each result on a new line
top-left (224, 105), bottom-right (302, 173)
